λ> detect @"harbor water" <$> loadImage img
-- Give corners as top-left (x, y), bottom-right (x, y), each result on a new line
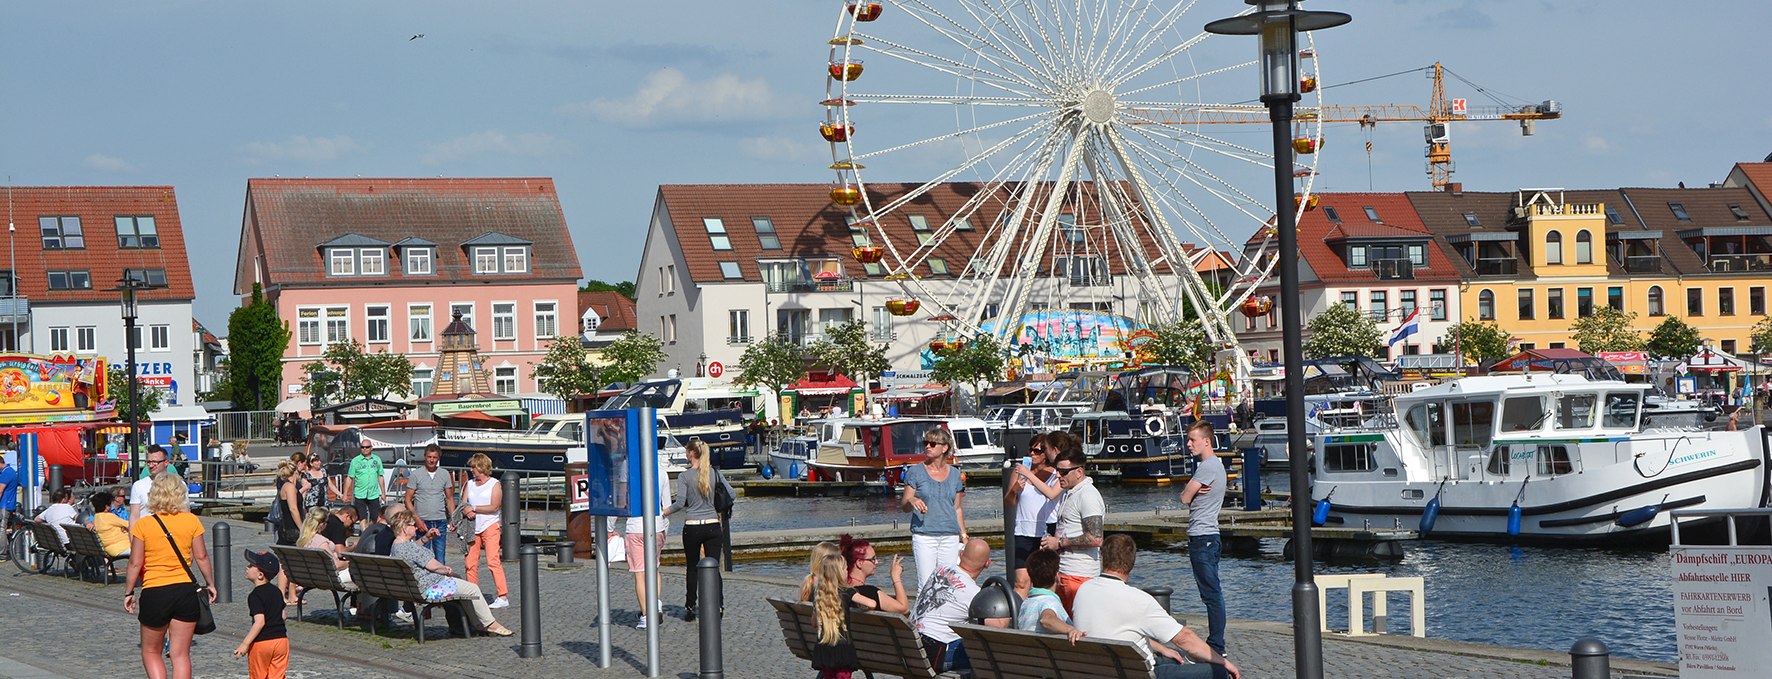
top-left (723, 477), bottom-right (1677, 662)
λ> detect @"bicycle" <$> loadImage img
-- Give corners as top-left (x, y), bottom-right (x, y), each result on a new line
top-left (7, 507), bottom-right (77, 576)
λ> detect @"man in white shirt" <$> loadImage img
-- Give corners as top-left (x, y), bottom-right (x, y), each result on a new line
top-left (1073, 534), bottom-right (1239, 679)
top-left (1039, 437), bottom-right (1104, 612)
top-left (912, 537), bottom-right (1009, 673)
top-left (37, 488), bottom-right (80, 546)
top-left (128, 445), bottom-right (173, 526)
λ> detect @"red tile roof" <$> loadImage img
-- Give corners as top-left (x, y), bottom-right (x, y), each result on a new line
top-left (1274, 193), bottom-right (1461, 284)
top-left (0, 186), bottom-right (196, 302)
top-left (1732, 162), bottom-right (1772, 196)
top-left (577, 290), bottom-right (637, 333)
top-left (237, 178), bottom-right (582, 293)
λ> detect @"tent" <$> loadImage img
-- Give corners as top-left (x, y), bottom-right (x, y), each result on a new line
top-left (1682, 346), bottom-right (1752, 373)
top-left (1489, 348), bottom-right (1622, 381)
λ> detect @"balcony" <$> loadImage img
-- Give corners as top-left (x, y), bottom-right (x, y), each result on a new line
top-left (727, 335), bottom-right (753, 345)
top-left (1618, 255), bottom-right (1663, 274)
top-left (1706, 254), bottom-right (1772, 273)
top-left (0, 297), bottom-right (28, 325)
top-left (1472, 258), bottom-right (1517, 277)
top-left (1370, 258), bottom-right (1415, 280)
top-left (764, 279), bottom-right (855, 293)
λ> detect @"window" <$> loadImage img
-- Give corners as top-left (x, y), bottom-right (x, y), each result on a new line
top-left (474, 247), bottom-right (499, 274)
top-left (1408, 244), bottom-right (1426, 266)
top-left (1576, 287), bottom-right (1593, 318)
top-left (954, 217), bottom-right (973, 231)
top-left (451, 303), bottom-right (475, 330)
top-left (366, 305), bottom-right (390, 343)
top-left (1549, 342), bottom-right (1565, 349)
top-left (1450, 400), bottom-right (1496, 449)
top-left (1536, 446), bottom-right (1574, 476)
top-left (1461, 212), bottom-right (1481, 227)
top-left (909, 215), bottom-right (930, 232)
top-left (1479, 289), bottom-right (1495, 320)
top-left (150, 324), bottom-right (170, 351)
top-left (1519, 342), bottom-right (1535, 351)
top-left (1668, 202), bottom-right (1691, 221)
top-left (1607, 286), bottom-right (1623, 312)
top-left (49, 327), bottom-right (70, 352)
top-left (1400, 290), bottom-right (1418, 316)
top-left (359, 249), bottom-right (385, 275)
top-left (1752, 287), bottom-right (1766, 316)
top-left (405, 247), bottom-right (433, 275)
top-left (1347, 245), bottom-right (1367, 267)
top-left (493, 366), bottom-right (517, 395)
top-left (1722, 339), bottom-right (1737, 354)
top-left (1501, 396), bottom-right (1546, 432)
top-left (123, 268), bottom-right (168, 286)
top-left (1322, 206), bottom-right (1341, 222)
top-left (1602, 392), bottom-right (1640, 429)
top-left (1648, 286), bottom-right (1664, 316)
top-left (1321, 443), bottom-right (1377, 473)
top-left (719, 261), bottom-right (743, 279)
top-left (1604, 206), bottom-right (1624, 224)
top-left (1687, 288), bottom-right (1703, 316)
top-left (297, 308), bottom-right (321, 345)
top-left (1545, 230), bottom-right (1563, 264)
top-left (409, 304), bottom-right (433, 342)
top-left (1715, 287), bottom-right (1736, 316)
top-left (1729, 204), bottom-right (1751, 221)
top-left (76, 327), bottom-right (95, 353)
top-left (729, 309), bottom-right (750, 343)
top-left (502, 247), bottom-right (528, 273)
top-left (1517, 289), bottom-right (1534, 320)
top-left (667, 314), bottom-right (678, 343)
top-left (115, 216), bottom-right (158, 248)
top-left (1362, 206), bottom-right (1381, 222)
top-left (1057, 212), bottom-right (1084, 244)
top-left (1575, 230), bottom-right (1592, 264)
top-left (534, 302), bottom-right (558, 339)
top-left (1430, 289), bottom-right (1447, 321)
top-left (1547, 288), bottom-right (1564, 319)
top-left (38, 216), bottom-right (84, 249)
top-left (928, 258), bottom-right (950, 275)
top-left (46, 270), bottom-right (92, 290)
top-left (324, 307), bottom-right (349, 343)
top-left (330, 249), bottom-right (355, 276)
top-left (1369, 291), bottom-right (1387, 319)
top-left (411, 369), bottom-right (434, 398)
top-left (492, 302), bottom-right (516, 340)
top-left (1404, 403), bottom-right (1445, 448)
top-left (1557, 394), bottom-right (1597, 429)
top-left (704, 218), bottom-right (732, 250)
top-left (752, 217), bottom-right (781, 249)
top-left (583, 311), bottom-right (600, 334)
top-left (130, 326), bottom-right (142, 350)
top-left (1340, 291), bottom-right (1358, 311)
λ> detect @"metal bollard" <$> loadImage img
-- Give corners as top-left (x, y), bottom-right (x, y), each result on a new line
top-left (212, 522), bottom-right (233, 603)
top-left (1569, 638), bottom-right (1609, 679)
top-left (697, 557), bottom-right (724, 679)
top-left (518, 544), bottom-right (543, 658)
top-left (1142, 585), bottom-right (1173, 614)
top-left (47, 465), bottom-right (63, 496)
top-left (501, 471), bottom-right (521, 562)
top-left (555, 541), bottom-right (575, 566)
top-left (1241, 449), bottom-right (1263, 510)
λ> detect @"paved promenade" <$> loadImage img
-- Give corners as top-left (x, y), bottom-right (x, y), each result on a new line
top-left (0, 517), bottom-right (1674, 679)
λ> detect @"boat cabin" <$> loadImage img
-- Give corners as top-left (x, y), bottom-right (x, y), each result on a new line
top-left (814, 418), bottom-right (945, 469)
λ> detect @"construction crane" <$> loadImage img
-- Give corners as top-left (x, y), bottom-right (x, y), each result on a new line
top-left (1126, 62), bottom-right (1561, 190)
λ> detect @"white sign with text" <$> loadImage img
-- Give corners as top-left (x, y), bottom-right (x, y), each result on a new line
top-left (1671, 545), bottom-right (1772, 676)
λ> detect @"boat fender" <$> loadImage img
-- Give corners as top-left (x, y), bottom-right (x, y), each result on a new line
top-left (1506, 503), bottom-right (1522, 536)
top-left (1616, 494), bottom-right (1668, 528)
top-left (760, 464), bottom-right (775, 480)
top-left (1144, 416), bottom-right (1166, 436)
top-left (1312, 486), bottom-right (1334, 526)
top-left (789, 461), bottom-right (801, 480)
top-left (1419, 497), bottom-right (1441, 535)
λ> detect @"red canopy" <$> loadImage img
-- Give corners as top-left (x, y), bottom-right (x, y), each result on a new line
top-left (443, 410), bottom-right (510, 425)
top-left (787, 372), bottom-right (859, 396)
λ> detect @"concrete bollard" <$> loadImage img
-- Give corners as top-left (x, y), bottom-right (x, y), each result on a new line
top-left (1569, 638), bottom-right (1609, 679)
top-left (212, 522), bottom-right (233, 604)
top-left (47, 465), bottom-right (63, 496)
top-left (1142, 585), bottom-right (1173, 614)
top-left (501, 471), bottom-right (521, 562)
top-left (517, 544), bottom-right (543, 658)
top-left (697, 557), bottom-right (724, 679)
top-left (555, 540), bottom-right (575, 566)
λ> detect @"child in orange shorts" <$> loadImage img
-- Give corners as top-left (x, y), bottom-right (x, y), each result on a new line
top-left (235, 550), bottom-right (289, 679)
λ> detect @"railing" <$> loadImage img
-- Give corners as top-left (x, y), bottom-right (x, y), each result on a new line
top-left (1706, 254), bottom-right (1772, 272)
top-left (1618, 255), bottom-right (1662, 274)
top-left (727, 335), bottom-right (753, 345)
top-left (1472, 258), bottom-right (1517, 276)
top-left (1370, 258), bottom-right (1414, 280)
top-left (0, 296), bottom-right (28, 323)
top-left (765, 279), bottom-right (855, 293)
top-left (215, 410), bottom-right (280, 441)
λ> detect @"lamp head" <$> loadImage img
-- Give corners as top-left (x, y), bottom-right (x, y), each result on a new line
top-left (1203, 1), bottom-right (1350, 102)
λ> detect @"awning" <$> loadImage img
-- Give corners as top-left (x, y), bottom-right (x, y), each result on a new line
top-left (442, 410), bottom-right (511, 424)
top-left (150, 404), bottom-right (214, 423)
top-left (877, 384), bottom-right (951, 402)
top-left (1446, 232), bottom-right (1517, 244)
top-left (275, 395), bottom-right (312, 414)
top-left (984, 385), bottom-right (1031, 397)
top-left (1677, 226), bottom-right (1772, 238)
top-left (1684, 346), bottom-right (1751, 373)
top-left (787, 372), bottom-right (859, 396)
top-left (1608, 230), bottom-right (1663, 241)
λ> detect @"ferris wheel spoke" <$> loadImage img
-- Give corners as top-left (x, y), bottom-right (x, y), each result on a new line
top-left (852, 109), bottom-right (1051, 162)
top-left (1118, 109), bottom-right (1279, 169)
top-left (848, 93), bottom-right (1050, 107)
top-left (1115, 62), bottom-right (1256, 99)
top-left (961, 0), bottom-right (1068, 85)
top-left (855, 34), bottom-right (1050, 98)
top-left (1039, 0), bottom-right (1083, 82)
top-left (1085, 0), bottom-right (1156, 81)
top-left (1099, 0), bottom-right (1212, 85)
top-left (891, 0), bottom-right (1056, 93)
top-left (1117, 123), bottom-right (1272, 241)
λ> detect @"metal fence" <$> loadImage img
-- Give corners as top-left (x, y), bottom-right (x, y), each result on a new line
top-left (214, 410), bottom-right (280, 441)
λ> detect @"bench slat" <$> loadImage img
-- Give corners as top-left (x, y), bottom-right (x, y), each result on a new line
top-left (767, 596), bottom-right (946, 679)
top-left (953, 622), bottom-right (1156, 679)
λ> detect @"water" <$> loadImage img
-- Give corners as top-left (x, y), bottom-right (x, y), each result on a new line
top-left (725, 478), bottom-right (1678, 662)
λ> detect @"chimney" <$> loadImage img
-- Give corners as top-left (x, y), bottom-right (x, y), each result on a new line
top-left (1447, 182), bottom-right (1464, 195)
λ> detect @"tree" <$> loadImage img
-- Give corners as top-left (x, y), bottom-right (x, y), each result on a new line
top-left (532, 336), bottom-right (601, 403)
top-left (734, 332), bottom-right (806, 401)
top-left (1751, 316), bottom-right (1772, 355)
top-left (580, 279), bottom-right (636, 301)
top-left (1646, 316), bottom-right (1702, 360)
top-left (600, 331), bottom-right (667, 386)
top-left (931, 335), bottom-right (1006, 412)
top-left (301, 340), bottom-right (414, 406)
top-left (1440, 321), bottom-right (1514, 363)
top-left (1302, 303), bottom-right (1382, 359)
top-left (1146, 321), bottom-right (1214, 375)
top-left (1570, 306), bottom-right (1645, 354)
top-left (107, 364), bottom-right (163, 424)
top-left (226, 283), bottom-right (291, 410)
top-left (806, 320), bottom-right (890, 386)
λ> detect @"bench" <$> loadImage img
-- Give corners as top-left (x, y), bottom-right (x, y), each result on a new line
top-left (62, 524), bottom-right (127, 584)
top-left (766, 596), bottom-right (958, 679)
top-left (345, 552), bottom-right (482, 643)
top-left (23, 521), bottom-right (76, 577)
top-left (270, 545), bottom-right (358, 629)
top-left (952, 622), bottom-right (1157, 679)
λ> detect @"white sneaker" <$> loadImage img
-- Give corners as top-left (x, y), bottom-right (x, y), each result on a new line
top-left (488, 596), bottom-right (510, 609)
top-left (393, 610), bottom-right (414, 624)
top-left (635, 616), bottom-right (648, 630)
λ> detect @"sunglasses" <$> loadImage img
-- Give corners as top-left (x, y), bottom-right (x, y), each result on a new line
top-left (923, 441), bottom-right (945, 447)
top-left (858, 556), bottom-right (879, 563)
top-left (1054, 465), bottom-right (1082, 475)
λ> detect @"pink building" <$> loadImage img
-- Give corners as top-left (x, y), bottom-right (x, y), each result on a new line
top-left (233, 178), bottom-right (582, 400)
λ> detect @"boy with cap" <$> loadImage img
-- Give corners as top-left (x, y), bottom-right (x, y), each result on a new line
top-left (236, 550), bottom-right (289, 678)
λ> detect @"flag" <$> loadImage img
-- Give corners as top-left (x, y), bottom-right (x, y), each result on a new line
top-left (1387, 308), bottom-right (1421, 347)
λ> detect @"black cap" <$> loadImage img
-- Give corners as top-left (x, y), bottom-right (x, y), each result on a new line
top-left (243, 549), bottom-right (280, 579)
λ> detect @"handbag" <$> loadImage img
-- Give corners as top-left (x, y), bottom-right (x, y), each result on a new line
top-left (152, 515), bottom-right (216, 635)
top-left (266, 480), bottom-right (287, 527)
top-left (713, 471), bottom-right (735, 515)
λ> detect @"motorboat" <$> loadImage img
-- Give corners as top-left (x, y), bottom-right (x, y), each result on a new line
top-left (1252, 391), bottom-right (1392, 469)
top-left (1310, 373), bottom-right (1770, 542)
top-left (601, 379), bottom-right (751, 469)
top-left (768, 434), bottom-right (818, 480)
top-left (1069, 410), bottom-right (1198, 484)
top-left (942, 417), bottom-right (1005, 471)
top-left (435, 413), bottom-right (580, 472)
top-left (982, 401), bottom-right (1093, 455)
top-left (806, 418), bottom-right (944, 484)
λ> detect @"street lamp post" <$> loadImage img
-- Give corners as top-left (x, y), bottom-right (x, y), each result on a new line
top-left (112, 277), bottom-right (153, 478)
top-left (1206, 3), bottom-right (1349, 679)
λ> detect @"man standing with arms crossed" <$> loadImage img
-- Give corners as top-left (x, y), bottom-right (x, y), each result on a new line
top-left (1180, 420), bottom-right (1227, 656)
top-left (345, 441), bottom-right (386, 525)
top-left (128, 445), bottom-right (173, 525)
top-left (404, 444), bottom-right (456, 564)
top-left (1038, 433), bottom-right (1104, 613)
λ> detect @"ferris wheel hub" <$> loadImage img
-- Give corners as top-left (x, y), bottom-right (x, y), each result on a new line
top-left (1081, 89), bottom-right (1116, 125)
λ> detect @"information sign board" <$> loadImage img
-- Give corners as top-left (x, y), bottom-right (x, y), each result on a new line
top-left (1672, 545), bottom-right (1772, 676)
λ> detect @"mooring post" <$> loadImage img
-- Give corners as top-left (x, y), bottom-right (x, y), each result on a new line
top-left (1569, 638), bottom-right (1609, 679)
top-left (518, 544), bottom-right (543, 658)
top-left (501, 471), bottom-right (521, 562)
top-left (212, 522), bottom-right (233, 603)
top-left (697, 557), bottom-right (724, 679)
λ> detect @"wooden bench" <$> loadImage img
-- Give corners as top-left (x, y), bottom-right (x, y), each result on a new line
top-left (766, 596), bottom-right (957, 679)
top-left (62, 524), bottom-right (127, 584)
top-left (951, 622), bottom-right (1158, 679)
top-left (345, 553), bottom-right (482, 643)
top-left (24, 521), bottom-right (77, 577)
top-left (270, 545), bottom-right (358, 629)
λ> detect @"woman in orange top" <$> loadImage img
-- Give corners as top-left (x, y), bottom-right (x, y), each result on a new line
top-left (123, 473), bottom-right (216, 679)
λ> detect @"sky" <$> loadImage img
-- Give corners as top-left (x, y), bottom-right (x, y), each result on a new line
top-left (5, 0), bottom-right (1771, 332)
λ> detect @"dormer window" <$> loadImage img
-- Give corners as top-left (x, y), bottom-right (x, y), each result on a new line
top-left (502, 246), bottom-right (528, 273)
top-left (327, 247), bottom-right (388, 276)
top-left (406, 247), bottom-right (433, 275)
top-left (1729, 204), bottom-right (1751, 221)
top-left (462, 231), bottom-right (535, 275)
top-left (360, 248), bottom-right (385, 275)
top-left (1363, 207), bottom-right (1381, 223)
top-left (330, 248), bottom-right (355, 276)
top-left (474, 246), bottom-right (499, 273)
top-left (1462, 212), bottom-right (1481, 227)
top-left (1668, 202), bottom-right (1691, 221)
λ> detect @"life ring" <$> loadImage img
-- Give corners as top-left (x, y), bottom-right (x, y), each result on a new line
top-left (1144, 416), bottom-right (1166, 436)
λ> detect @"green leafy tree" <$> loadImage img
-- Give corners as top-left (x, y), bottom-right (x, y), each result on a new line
top-left (579, 279), bottom-right (636, 301)
top-left (1440, 321), bottom-right (1514, 363)
top-left (1302, 303), bottom-right (1382, 359)
top-left (807, 320), bottom-right (890, 386)
top-left (107, 364), bottom-right (164, 423)
top-left (1750, 316), bottom-right (1772, 355)
top-left (301, 340), bottom-right (414, 406)
top-left (734, 332), bottom-right (806, 401)
top-left (600, 331), bottom-right (667, 385)
top-left (1646, 316), bottom-right (1703, 360)
top-left (931, 335), bottom-right (1006, 413)
top-left (226, 284), bottom-right (291, 410)
top-left (532, 336), bottom-right (602, 403)
top-left (1570, 306), bottom-right (1645, 354)
top-left (1146, 321), bottom-right (1214, 375)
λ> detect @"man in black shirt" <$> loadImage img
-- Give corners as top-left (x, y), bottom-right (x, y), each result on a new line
top-left (320, 506), bottom-right (357, 548)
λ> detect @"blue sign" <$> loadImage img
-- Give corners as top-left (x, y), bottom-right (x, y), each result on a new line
top-left (582, 408), bottom-right (657, 517)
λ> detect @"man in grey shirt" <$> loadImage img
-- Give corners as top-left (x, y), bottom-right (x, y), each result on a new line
top-left (404, 444), bottom-right (457, 564)
top-left (1180, 420), bottom-right (1227, 655)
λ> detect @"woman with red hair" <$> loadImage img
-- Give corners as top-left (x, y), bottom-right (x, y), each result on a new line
top-left (838, 534), bottom-right (908, 614)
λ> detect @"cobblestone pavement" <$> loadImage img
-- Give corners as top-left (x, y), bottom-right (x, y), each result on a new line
top-left (0, 518), bottom-right (1672, 679)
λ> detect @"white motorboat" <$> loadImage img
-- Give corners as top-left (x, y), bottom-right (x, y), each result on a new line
top-left (1310, 373), bottom-right (1770, 542)
top-left (942, 417), bottom-right (1005, 471)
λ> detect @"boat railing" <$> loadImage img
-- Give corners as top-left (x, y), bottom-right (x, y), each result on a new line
top-left (438, 426), bottom-right (578, 444)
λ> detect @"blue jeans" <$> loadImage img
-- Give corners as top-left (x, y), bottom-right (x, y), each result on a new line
top-left (1188, 533), bottom-right (1226, 655)
top-left (1155, 656), bottom-right (1227, 679)
top-left (424, 520), bottom-right (449, 564)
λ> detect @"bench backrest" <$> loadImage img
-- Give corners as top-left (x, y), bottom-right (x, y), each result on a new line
top-left (63, 524), bottom-right (112, 558)
top-left (346, 552), bottom-right (425, 602)
top-left (271, 545), bottom-right (354, 592)
top-left (765, 596), bottom-right (942, 679)
top-left (27, 521), bottom-right (68, 553)
top-left (951, 622), bottom-right (1154, 679)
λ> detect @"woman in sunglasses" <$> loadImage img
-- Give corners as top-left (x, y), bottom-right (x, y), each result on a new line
top-left (898, 428), bottom-right (967, 588)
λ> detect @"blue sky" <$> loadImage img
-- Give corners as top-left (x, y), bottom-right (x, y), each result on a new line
top-left (4, 1), bottom-right (1769, 330)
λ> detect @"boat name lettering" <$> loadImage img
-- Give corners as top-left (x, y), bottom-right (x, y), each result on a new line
top-left (1669, 449), bottom-right (1719, 465)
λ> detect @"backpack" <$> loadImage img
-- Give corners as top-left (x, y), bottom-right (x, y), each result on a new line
top-left (266, 479), bottom-right (287, 527)
top-left (713, 470), bottom-right (735, 515)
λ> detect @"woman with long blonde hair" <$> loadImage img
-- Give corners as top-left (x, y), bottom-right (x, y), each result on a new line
top-left (662, 439), bottom-right (733, 621)
top-left (810, 552), bottom-right (859, 678)
top-left (298, 510), bottom-right (350, 583)
top-left (460, 453), bottom-right (509, 609)
top-left (798, 541), bottom-right (841, 601)
top-left (123, 473), bottom-right (215, 679)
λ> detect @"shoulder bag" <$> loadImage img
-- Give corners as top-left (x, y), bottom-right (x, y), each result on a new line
top-left (712, 469), bottom-right (735, 516)
top-left (152, 515), bottom-right (216, 635)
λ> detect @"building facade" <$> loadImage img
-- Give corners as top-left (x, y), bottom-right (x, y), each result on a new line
top-left (233, 178), bottom-right (583, 400)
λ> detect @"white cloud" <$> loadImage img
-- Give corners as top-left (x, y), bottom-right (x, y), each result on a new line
top-left (557, 68), bottom-right (781, 128)
top-left (240, 135), bottom-right (364, 165)
top-left (422, 130), bottom-right (564, 165)
top-left (83, 153), bottom-right (134, 172)
top-left (1583, 134), bottom-right (1613, 153)
top-left (737, 136), bottom-right (825, 163)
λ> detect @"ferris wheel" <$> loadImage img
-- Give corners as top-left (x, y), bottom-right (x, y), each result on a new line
top-left (823, 0), bottom-right (1326, 377)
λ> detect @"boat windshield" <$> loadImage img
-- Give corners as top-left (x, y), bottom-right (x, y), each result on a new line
top-left (1601, 392), bottom-right (1640, 429)
top-left (604, 381), bottom-right (680, 410)
top-left (1556, 394), bottom-right (1598, 429)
